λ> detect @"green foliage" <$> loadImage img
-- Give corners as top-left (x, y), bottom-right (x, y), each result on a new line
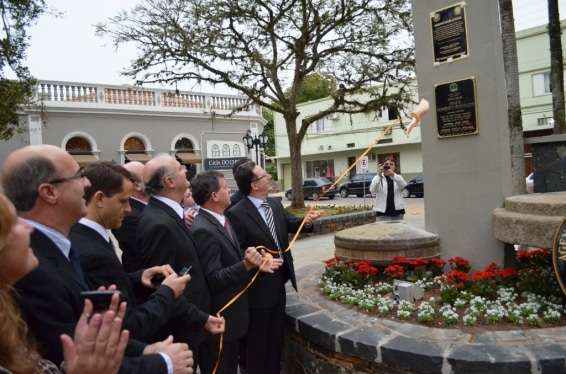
top-left (293, 73), bottom-right (336, 103)
top-left (0, 0), bottom-right (47, 139)
top-left (323, 264), bottom-right (370, 289)
top-left (265, 163), bottom-right (278, 181)
top-left (261, 108), bottom-right (275, 157)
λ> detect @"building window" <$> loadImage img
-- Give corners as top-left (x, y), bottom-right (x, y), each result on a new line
top-left (347, 143), bottom-right (355, 148)
top-left (124, 137), bottom-right (146, 152)
top-left (537, 117), bottom-right (552, 126)
top-left (387, 104), bottom-right (399, 121)
top-left (174, 137), bottom-right (194, 151)
top-left (222, 144), bottom-right (230, 156)
top-left (233, 144), bottom-right (241, 156)
top-left (308, 118), bottom-right (331, 134)
top-left (211, 144), bottom-right (220, 157)
top-left (533, 72), bottom-right (551, 96)
top-left (65, 136), bottom-right (92, 153)
top-left (306, 160), bottom-right (335, 178)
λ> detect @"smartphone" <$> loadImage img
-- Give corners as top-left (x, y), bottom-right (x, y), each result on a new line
top-left (80, 290), bottom-right (122, 313)
top-left (179, 265), bottom-right (192, 276)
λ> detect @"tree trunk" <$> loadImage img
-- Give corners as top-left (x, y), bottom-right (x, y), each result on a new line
top-left (548, 0), bottom-right (566, 133)
top-left (285, 116), bottom-right (306, 209)
top-left (499, 0), bottom-right (526, 195)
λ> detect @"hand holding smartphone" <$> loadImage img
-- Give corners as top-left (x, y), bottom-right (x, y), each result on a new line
top-left (80, 290), bottom-right (123, 313)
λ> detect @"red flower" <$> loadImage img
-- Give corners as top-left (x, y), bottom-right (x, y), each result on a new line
top-left (448, 256), bottom-right (471, 272)
top-left (496, 267), bottom-right (518, 279)
top-left (471, 270), bottom-right (496, 282)
top-left (430, 258), bottom-right (446, 267)
top-left (516, 248), bottom-right (548, 262)
top-left (392, 256), bottom-right (409, 267)
top-left (324, 256), bottom-right (340, 268)
top-left (445, 270), bottom-right (469, 284)
top-left (408, 257), bottom-right (429, 269)
top-left (482, 262), bottom-right (498, 273)
top-left (384, 264), bottom-right (406, 279)
top-left (356, 261), bottom-right (378, 276)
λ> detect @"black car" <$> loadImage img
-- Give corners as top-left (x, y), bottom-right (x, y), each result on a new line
top-left (285, 177), bottom-right (337, 200)
top-left (339, 173), bottom-right (377, 198)
top-left (403, 175), bottom-right (424, 198)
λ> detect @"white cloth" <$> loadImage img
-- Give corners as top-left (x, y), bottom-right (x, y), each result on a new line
top-left (369, 173), bottom-right (407, 213)
top-left (199, 207), bottom-right (226, 226)
top-left (247, 195), bottom-right (269, 226)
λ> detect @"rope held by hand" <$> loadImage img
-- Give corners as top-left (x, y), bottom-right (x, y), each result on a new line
top-left (211, 124), bottom-right (394, 373)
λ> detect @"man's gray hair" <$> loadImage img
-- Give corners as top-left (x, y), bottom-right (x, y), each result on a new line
top-left (144, 166), bottom-right (171, 196)
top-left (2, 156), bottom-right (58, 212)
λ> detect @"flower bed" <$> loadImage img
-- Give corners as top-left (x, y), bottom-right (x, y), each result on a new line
top-left (320, 249), bottom-right (566, 328)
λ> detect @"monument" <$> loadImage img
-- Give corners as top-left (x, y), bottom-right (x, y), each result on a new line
top-left (412, 0), bottom-right (515, 268)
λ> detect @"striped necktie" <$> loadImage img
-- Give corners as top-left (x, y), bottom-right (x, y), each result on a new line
top-left (261, 201), bottom-right (283, 259)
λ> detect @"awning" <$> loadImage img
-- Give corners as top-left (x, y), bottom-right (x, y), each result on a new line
top-left (71, 153), bottom-right (97, 166)
top-left (176, 151), bottom-right (202, 164)
top-left (125, 153), bottom-right (152, 163)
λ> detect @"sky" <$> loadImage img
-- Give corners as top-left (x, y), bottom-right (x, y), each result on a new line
top-left (9, 0), bottom-right (566, 94)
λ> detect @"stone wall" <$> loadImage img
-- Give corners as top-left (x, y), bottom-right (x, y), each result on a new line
top-left (312, 211), bottom-right (375, 235)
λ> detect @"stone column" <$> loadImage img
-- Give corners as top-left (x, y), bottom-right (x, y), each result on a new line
top-left (412, 0), bottom-right (513, 268)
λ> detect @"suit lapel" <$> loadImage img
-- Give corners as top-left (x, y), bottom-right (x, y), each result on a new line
top-left (31, 230), bottom-right (89, 291)
top-left (242, 198), bottom-right (278, 249)
top-left (199, 210), bottom-right (241, 259)
top-left (149, 197), bottom-right (191, 238)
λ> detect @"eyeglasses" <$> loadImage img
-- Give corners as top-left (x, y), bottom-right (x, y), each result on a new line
top-left (47, 168), bottom-right (86, 185)
top-left (252, 174), bottom-right (270, 182)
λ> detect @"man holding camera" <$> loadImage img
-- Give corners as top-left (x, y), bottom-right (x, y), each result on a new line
top-left (369, 156), bottom-right (407, 222)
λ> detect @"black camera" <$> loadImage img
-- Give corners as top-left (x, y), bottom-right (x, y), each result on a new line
top-left (383, 165), bottom-right (390, 171)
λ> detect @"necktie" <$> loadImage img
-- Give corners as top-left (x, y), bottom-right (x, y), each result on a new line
top-left (261, 201), bottom-right (283, 259)
top-left (223, 219), bottom-right (235, 243)
top-left (68, 247), bottom-right (88, 288)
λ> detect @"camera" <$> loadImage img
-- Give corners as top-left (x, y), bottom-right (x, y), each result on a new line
top-left (383, 165), bottom-right (390, 171)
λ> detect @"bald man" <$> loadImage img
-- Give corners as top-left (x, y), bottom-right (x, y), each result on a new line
top-left (113, 161), bottom-right (149, 272)
top-left (137, 154), bottom-right (225, 371)
top-left (1, 146), bottom-right (188, 374)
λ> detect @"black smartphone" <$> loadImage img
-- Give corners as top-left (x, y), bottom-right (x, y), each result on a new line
top-left (80, 290), bottom-right (122, 313)
top-left (179, 265), bottom-right (192, 276)
top-left (151, 274), bottom-right (166, 286)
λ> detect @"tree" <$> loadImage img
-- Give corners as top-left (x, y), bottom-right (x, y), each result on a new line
top-left (498, 0), bottom-right (525, 195)
top-left (262, 107), bottom-right (275, 157)
top-left (99, 0), bottom-right (414, 208)
top-left (547, 0), bottom-right (565, 133)
top-left (293, 73), bottom-right (336, 103)
top-left (0, 0), bottom-right (46, 139)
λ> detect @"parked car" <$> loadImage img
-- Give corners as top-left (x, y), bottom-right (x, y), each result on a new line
top-left (339, 173), bottom-right (377, 198)
top-left (285, 177), bottom-right (337, 200)
top-left (403, 175), bottom-right (424, 198)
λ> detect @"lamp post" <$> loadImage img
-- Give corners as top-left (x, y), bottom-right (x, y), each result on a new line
top-left (243, 130), bottom-right (269, 167)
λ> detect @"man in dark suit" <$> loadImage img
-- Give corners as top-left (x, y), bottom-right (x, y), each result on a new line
top-left (113, 161), bottom-right (148, 272)
top-left (138, 155), bottom-right (225, 369)
top-left (190, 170), bottom-right (279, 374)
top-left (1, 145), bottom-right (193, 374)
top-left (70, 161), bottom-right (198, 344)
top-left (226, 160), bottom-right (319, 374)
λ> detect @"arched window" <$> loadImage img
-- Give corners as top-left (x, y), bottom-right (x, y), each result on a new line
top-left (222, 144), bottom-right (230, 157)
top-left (211, 144), bottom-right (220, 157)
top-left (65, 136), bottom-right (92, 153)
top-left (233, 144), bottom-right (241, 157)
top-left (124, 137), bottom-right (146, 152)
top-left (174, 137), bottom-right (194, 151)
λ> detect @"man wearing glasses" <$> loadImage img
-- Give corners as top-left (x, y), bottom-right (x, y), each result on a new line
top-left (227, 161), bottom-right (319, 374)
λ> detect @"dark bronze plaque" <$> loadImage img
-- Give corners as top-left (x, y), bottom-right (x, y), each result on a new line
top-left (431, 2), bottom-right (469, 64)
top-left (552, 218), bottom-right (566, 297)
top-left (435, 78), bottom-right (478, 138)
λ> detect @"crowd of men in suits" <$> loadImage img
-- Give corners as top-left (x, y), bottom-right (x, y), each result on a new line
top-left (1, 144), bottom-right (319, 374)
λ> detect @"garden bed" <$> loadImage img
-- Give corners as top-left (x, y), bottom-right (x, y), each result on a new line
top-left (319, 249), bottom-right (565, 330)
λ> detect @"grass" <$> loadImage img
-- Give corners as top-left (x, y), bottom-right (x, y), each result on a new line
top-left (286, 204), bottom-right (372, 217)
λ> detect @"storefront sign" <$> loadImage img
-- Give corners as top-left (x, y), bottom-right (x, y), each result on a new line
top-left (204, 157), bottom-right (247, 170)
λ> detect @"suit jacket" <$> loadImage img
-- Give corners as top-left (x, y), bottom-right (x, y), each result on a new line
top-left (226, 197), bottom-right (308, 308)
top-left (191, 209), bottom-right (250, 341)
top-left (137, 197), bottom-right (211, 347)
top-left (113, 197), bottom-right (146, 272)
top-left (14, 230), bottom-right (167, 373)
top-left (71, 223), bottom-right (178, 342)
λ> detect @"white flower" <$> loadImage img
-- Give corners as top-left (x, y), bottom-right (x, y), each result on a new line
top-left (417, 302), bottom-right (435, 322)
top-left (463, 314), bottom-right (477, 326)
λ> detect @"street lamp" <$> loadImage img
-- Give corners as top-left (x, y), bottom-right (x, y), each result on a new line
top-left (243, 130), bottom-right (269, 167)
